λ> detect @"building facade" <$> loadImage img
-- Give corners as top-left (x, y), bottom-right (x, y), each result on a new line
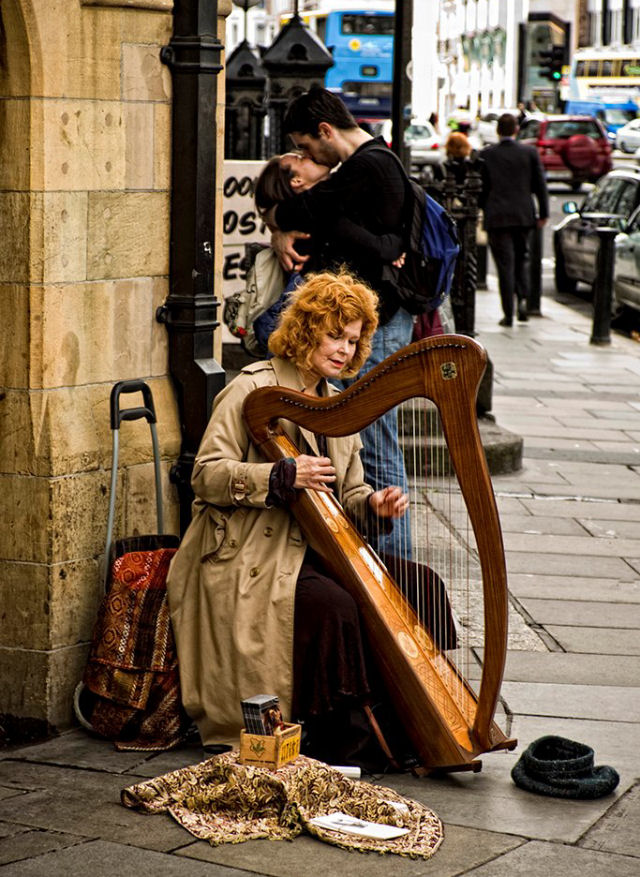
top-left (0, 0), bottom-right (232, 738)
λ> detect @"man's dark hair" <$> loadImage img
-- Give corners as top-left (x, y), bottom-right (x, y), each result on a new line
top-left (284, 85), bottom-right (358, 136)
top-left (497, 113), bottom-right (518, 138)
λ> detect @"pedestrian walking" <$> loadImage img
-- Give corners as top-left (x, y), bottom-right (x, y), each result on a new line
top-left (263, 86), bottom-right (414, 559)
top-left (480, 113), bottom-right (549, 327)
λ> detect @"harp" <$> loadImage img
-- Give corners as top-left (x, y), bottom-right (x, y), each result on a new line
top-left (243, 335), bottom-right (516, 773)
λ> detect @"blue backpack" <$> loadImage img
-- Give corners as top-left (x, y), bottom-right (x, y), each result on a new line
top-left (373, 146), bottom-right (460, 315)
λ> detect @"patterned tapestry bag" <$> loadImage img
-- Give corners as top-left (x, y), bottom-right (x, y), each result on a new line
top-left (73, 380), bottom-right (190, 751)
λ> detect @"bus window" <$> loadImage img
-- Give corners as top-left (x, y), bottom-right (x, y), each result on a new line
top-left (601, 59), bottom-right (613, 76)
top-left (622, 59), bottom-right (640, 76)
top-left (576, 60), bottom-right (585, 76)
top-left (316, 15), bottom-right (327, 44)
top-left (341, 14), bottom-right (395, 36)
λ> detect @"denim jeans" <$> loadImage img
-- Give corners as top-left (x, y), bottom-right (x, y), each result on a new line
top-left (336, 307), bottom-right (414, 559)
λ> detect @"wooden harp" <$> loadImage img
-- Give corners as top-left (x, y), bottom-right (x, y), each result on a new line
top-left (243, 335), bottom-right (516, 773)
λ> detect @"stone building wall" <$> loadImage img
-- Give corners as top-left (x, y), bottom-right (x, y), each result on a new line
top-left (0, 0), bottom-right (230, 736)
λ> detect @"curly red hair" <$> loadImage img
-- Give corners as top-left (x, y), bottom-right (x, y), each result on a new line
top-left (269, 269), bottom-right (379, 377)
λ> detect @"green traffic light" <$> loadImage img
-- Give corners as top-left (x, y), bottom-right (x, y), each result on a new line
top-left (552, 71), bottom-right (562, 80)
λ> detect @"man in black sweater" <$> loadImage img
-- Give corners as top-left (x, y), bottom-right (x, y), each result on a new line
top-left (265, 86), bottom-right (413, 559)
top-left (481, 113), bottom-right (549, 326)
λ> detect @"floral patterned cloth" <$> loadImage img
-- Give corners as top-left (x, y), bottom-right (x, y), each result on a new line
top-left (121, 751), bottom-right (443, 859)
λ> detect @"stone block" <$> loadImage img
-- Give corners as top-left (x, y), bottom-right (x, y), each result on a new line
top-left (49, 560), bottom-right (102, 650)
top-left (0, 561), bottom-right (50, 650)
top-left (0, 648), bottom-right (49, 720)
top-left (49, 470), bottom-right (121, 563)
top-left (34, 8), bottom-right (121, 101)
top-left (0, 193), bottom-right (30, 283)
top-left (457, 840), bottom-right (639, 877)
top-left (42, 100), bottom-right (126, 192)
top-left (150, 278), bottom-right (170, 375)
top-left (0, 0), bottom-right (29, 97)
top-left (29, 191), bottom-right (89, 285)
top-left (122, 43), bottom-right (171, 103)
top-left (123, 102), bottom-right (154, 190)
top-left (1, 387), bottom-right (103, 477)
top-left (0, 763), bottom-right (191, 852)
top-left (48, 643), bottom-right (91, 728)
top-left (581, 782), bottom-right (640, 858)
top-left (0, 98), bottom-right (31, 190)
top-left (519, 597), bottom-right (640, 630)
top-left (153, 102), bottom-right (171, 191)
top-left (0, 474), bottom-right (50, 563)
top-left (501, 680), bottom-right (640, 723)
top-left (86, 192), bottom-right (168, 280)
top-left (182, 827), bottom-right (523, 876)
top-left (0, 828), bottom-right (85, 869)
top-left (124, 461), bottom-right (180, 538)
top-left (37, 280), bottom-right (157, 388)
top-left (0, 468), bottom-right (123, 564)
top-left (0, 286), bottom-right (29, 389)
top-left (546, 625), bottom-right (640, 656)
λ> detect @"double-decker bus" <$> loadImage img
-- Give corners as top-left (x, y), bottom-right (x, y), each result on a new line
top-left (570, 47), bottom-right (640, 102)
top-left (282, 3), bottom-right (394, 121)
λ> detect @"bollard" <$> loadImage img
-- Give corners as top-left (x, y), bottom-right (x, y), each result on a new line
top-left (528, 224), bottom-right (543, 315)
top-left (590, 226), bottom-right (618, 346)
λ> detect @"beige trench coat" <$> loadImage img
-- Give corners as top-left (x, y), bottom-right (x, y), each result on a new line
top-left (166, 356), bottom-right (373, 745)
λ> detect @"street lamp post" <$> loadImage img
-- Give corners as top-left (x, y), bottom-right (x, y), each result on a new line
top-left (159, 0), bottom-right (226, 535)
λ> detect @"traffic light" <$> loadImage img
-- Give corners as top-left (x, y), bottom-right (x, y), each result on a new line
top-left (538, 44), bottom-right (565, 82)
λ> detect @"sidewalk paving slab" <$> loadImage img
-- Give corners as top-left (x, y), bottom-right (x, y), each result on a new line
top-left (545, 624), bottom-right (640, 654)
top-left (507, 574), bottom-right (640, 604)
top-left (460, 839), bottom-right (640, 877)
top-left (176, 829), bottom-right (524, 877)
top-left (581, 784), bottom-right (640, 858)
top-left (0, 840), bottom-right (254, 877)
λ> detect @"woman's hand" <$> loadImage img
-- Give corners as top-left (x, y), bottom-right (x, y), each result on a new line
top-left (369, 486), bottom-right (409, 518)
top-left (271, 230), bottom-right (311, 272)
top-left (293, 455), bottom-right (336, 492)
top-left (392, 251), bottom-right (406, 269)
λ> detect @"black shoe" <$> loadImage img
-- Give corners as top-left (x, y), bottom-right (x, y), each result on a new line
top-left (499, 317), bottom-right (513, 327)
top-left (517, 304), bottom-right (529, 322)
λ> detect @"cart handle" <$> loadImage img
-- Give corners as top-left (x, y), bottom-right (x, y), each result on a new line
top-left (110, 379), bottom-right (157, 429)
top-left (104, 381), bottom-right (165, 591)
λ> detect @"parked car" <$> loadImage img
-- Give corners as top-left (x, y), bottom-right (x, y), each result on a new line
top-left (616, 118), bottom-right (640, 153)
top-left (372, 119), bottom-right (442, 168)
top-left (553, 167), bottom-right (640, 294)
top-left (517, 114), bottom-right (613, 191)
top-left (613, 209), bottom-right (640, 314)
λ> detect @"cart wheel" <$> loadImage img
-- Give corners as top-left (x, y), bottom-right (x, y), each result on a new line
top-left (73, 681), bottom-right (98, 733)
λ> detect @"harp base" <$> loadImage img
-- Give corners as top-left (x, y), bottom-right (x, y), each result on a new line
top-left (411, 736), bottom-right (518, 777)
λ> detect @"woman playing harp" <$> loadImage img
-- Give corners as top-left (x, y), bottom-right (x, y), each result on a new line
top-left (166, 270), bottom-right (456, 770)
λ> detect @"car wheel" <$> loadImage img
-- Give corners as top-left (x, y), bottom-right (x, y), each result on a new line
top-left (554, 238), bottom-right (577, 294)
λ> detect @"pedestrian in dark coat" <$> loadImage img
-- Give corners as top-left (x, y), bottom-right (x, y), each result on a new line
top-left (480, 113), bottom-right (549, 326)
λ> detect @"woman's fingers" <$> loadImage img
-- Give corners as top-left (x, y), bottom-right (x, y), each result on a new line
top-left (293, 455), bottom-right (336, 491)
top-left (370, 486), bottom-right (409, 518)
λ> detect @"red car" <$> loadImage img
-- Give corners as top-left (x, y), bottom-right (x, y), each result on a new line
top-left (516, 114), bottom-right (613, 191)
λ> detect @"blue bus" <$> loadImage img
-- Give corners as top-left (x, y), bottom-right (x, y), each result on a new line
top-left (283, 5), bottom-right (394, 121)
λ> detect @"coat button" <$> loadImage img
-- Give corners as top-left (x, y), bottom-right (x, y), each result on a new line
top-left (228, 539), bottom-right (237, 548)
top-left (249, 567), bottom-right (260, 577)
top-left (263, 527), bottom-right (273, 537)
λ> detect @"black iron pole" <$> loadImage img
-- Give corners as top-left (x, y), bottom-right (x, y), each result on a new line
top-left (528, 224), bottom-right (543, 315)
top-left (160, 0), bottom-right (226, 535)
top-left (391, 0), bottom-right (412, 168)
top-left (590, 227), bottom-right (618, 346)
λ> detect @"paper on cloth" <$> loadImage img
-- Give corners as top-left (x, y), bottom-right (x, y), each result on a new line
top-left (121, 750), bottom-right (443, 859)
